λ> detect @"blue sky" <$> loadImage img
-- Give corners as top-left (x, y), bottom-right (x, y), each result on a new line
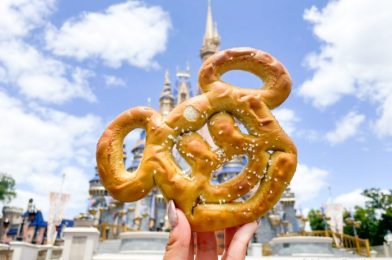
top-left (0, 0), bottom-right (391, 218)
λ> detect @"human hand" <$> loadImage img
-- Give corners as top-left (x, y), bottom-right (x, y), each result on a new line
top-left (163, 200), bottom-right (258, 260)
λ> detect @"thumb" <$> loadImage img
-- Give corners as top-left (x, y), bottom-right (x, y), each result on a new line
top-left (163, 200), bottom-right (192, 260)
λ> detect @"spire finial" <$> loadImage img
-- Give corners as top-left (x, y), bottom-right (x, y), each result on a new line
top-left (164, 69), bottom-right (170, 85)
top-left (200, 0), bottom-right (220, 61)
top-left (160, 69), bottom-right (174, 117)
top-left (186, 62), bottom-right (190, 72)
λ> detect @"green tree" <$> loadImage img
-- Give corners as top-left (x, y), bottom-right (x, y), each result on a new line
top-left (363, 188), bottom-right (392, 211)
top-left (0, 173), bottom-right (16, 203)
top-left (378, 209), bottom-right (392, 242)
top-left (343, 189), bottom-right (392, 245)
top-left (353, 206), bottom-right (380, 245)
top-left (308, 209), bottom-right (327, 231)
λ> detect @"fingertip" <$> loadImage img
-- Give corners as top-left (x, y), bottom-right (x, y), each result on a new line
top-left (237, 220), bottom-right (258, 235)
top-left (222, 221), bottom-right (258, 260)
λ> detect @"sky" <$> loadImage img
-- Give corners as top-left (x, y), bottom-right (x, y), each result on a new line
top-left (0, 0), bottom-right (391, 219)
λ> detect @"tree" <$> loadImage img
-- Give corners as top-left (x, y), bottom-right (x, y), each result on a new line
top-left (353, 206), bottom-right (379, 245)
top-left (343, 189), bottom-right (392, 245)
top-left (307, 189), bottom-right (392, 246)
top-left (308, 209), bottom-right (327, 231)
top-left (0, 173), bottom-right (16, 203)
top-left (363, 188), bottom-right (392, 211)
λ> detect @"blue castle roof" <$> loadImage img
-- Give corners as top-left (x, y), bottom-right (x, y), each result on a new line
top-left (22, 210), bottom-right (47, 227)
top-left (89, 173), bottom-right (100, 183)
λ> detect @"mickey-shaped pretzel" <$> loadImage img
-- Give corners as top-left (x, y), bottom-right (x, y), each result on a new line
top-left (96, 47), bottom-right (297, 232)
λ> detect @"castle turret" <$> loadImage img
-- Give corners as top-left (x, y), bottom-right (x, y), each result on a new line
top-left (88, 167), bottom-right (108, 221)
top-left (159, 70), bottom-right (174, 117)
top-left (175, 66), bottom-right (192, 104)
top-left (89, 167), bottom-right (106, 197)
top-left (128, 130), bottom-right (145, 172)
top-left (279, 186), bottom-right (300, 233)
top-left (200, 0), bottom-right (221, 62)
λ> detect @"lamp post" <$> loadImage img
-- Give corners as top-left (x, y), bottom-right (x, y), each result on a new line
top-left (344, 211), bottom-right (361, 255)
top-left (296, 214), bottom-right (308, 235)
top-left (320, 207), bottom-right (331, 236)
top-left (345, 212), bottom-right (361, 237)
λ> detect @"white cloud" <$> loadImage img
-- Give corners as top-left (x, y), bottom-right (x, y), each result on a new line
top-left (272, 108), bottom-right (298, 136)
top-left (374, 95), bottom-right (392, 136)
top-left (0, 0), bottom-right (171, 103)
top-left (333, 189), bottom-right (368, 211)
top-left (0, 0), bottom-right (96, 104)
top-left (290, 164), bottom-right (329, 205)
top-left (0, 91), bottom-right (101, 218)
top-left (104, 75), bottom-right (126, 88)
top-left (300, 0), bottom-right (392, 136)
top-left (325, 111), bottom-right (365, 145)
top-left (0, 0), bottom-right (55, 40)
top-left (46, 1), bottom-right (171, 68)
top-left (0, 40), bottom-right (95, 103)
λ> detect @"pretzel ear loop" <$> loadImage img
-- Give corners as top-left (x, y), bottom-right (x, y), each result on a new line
top-left (96, 108), bottom-right (160, 201)
top-left (199, 48), bottom-right (292, 109)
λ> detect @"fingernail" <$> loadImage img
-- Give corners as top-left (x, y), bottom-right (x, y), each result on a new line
top-left (167, 200), bottom-right (178, 228)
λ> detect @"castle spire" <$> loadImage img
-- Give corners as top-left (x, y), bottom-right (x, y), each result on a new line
top-left (204, 0), bottom-right (214, 42)
top-left (164, 69), bottom-right (170, 85)
top-left (200, 0), bottom-right (220, 61)
top-left (176, 65), bottom-right (192, 104)
top-left (159, 69), bottom-right (174, 117)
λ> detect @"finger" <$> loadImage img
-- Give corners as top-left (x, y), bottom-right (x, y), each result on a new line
top-left (188, 232), bottom-right (195, 260)
top-left (196, 232), bottom-right (217, 260)
top-left (224, 226), bottom-right (238, 251)
top-left (222, 221), bottom-right (258, 260)
top-left (163, 201), bottom-right (191, 260)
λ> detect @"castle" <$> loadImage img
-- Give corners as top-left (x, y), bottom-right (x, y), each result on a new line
top-left (86, 0), bottom-right (301, 243)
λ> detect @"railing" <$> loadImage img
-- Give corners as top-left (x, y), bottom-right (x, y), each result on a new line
top-left (340, 233), bottom-right (370, 257)
top-left (97, 224), bottom-right (371, 257)
top-left (279, 230), bottom-right (371, 257)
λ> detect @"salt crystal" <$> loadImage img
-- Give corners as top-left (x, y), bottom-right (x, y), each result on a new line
top-left (184, 105), bottom-right (199, 122)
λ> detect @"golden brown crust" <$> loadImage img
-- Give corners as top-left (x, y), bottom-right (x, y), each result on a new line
top-left (96, 47), bottom-right (297, 232)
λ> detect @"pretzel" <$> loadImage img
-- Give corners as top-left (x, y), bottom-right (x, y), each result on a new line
top-left (96, 48), bottom-right (297, 232)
